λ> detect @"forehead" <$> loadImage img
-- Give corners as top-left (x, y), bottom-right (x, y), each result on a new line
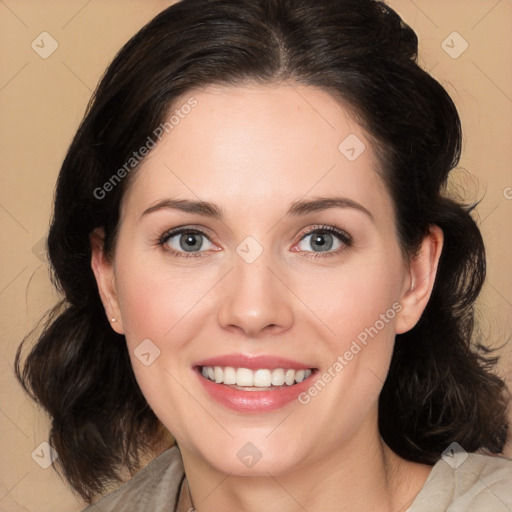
top-left (121, 83), bottom-right (392, 222)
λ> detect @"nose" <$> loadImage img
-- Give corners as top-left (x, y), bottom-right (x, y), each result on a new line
top-left (216, 256), bottom-right (295, 338)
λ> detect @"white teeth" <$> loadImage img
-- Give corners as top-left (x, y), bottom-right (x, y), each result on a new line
top-left (236, 368), bottom-right (254, 387)
top-left (253, 369), bottom-right (272, 387)
top-left (271, 368), bottom-right (285, 386)
top-left (223, 366), bottom-right (237, 385)
top-left (200, 366), bottom-right (314, 387)
top-left (214, 366), bottom-right (223, 383)
top-left (284, 369), bottom-right (295, 385)
top-left (295, 369), bottom-right (305, 383)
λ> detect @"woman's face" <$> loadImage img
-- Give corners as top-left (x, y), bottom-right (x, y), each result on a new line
top-left (96, 83), bottom-right (435, 476)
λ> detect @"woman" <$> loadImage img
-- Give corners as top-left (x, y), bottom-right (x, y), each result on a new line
top-left (16, 0), bottom-right (512, 510)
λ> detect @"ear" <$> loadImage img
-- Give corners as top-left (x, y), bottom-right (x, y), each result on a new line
top-left (90, 228), bottom-right (125, 334)
top-left (395, 225), bottom-right (444, 334)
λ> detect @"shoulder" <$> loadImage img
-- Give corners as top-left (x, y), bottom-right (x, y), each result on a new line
top-left (81, 446), bottom-right (185, 512)
top-left (409, 452), bottom-right (512, 512)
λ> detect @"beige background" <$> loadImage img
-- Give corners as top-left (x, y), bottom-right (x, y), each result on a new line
top-left (1, 1), bottom-right (511, 511)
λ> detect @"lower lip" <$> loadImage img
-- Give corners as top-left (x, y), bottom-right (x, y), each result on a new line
top-left (195, 368), bottom-right (315, 413)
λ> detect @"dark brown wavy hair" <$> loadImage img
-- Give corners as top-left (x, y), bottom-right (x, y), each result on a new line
top-left (15, 0), bottom-right (510, 503)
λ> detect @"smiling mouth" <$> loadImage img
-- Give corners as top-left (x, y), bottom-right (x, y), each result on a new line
top-left (199, 366), bottom-right (315, 391)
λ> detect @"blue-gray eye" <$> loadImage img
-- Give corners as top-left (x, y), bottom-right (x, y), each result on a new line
top-left (165, 231), bottom-right (213, 252)
top-left (297, 230), bottom-right (345, 252)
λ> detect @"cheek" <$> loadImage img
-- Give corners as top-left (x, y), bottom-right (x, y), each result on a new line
top-left (293, 248), bottom-right (405, 417)
top-left (114, 251), bottom-right (216, 348)
top-left (296, 252), bottom-right (404, 347)
top-left (292, 261), bottom-right (403, 437)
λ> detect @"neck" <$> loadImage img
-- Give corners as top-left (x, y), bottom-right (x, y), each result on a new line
top-left (178, 412), bottom-right (432, 512)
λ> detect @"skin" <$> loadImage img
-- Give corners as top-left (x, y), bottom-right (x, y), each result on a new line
top-left (91, 83), bottom-right (443, 512)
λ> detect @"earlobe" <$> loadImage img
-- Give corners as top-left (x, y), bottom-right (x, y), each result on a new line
top-left (395, 225), bottom-right (444, 334)
top-left (90, 228), bottom-right (125, 334)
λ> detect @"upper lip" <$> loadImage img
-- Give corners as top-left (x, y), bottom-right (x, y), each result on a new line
top-left (194, 354), bottom-right (315, 370)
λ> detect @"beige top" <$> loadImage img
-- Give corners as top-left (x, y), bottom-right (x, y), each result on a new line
top-left (83, 447), bottom-right (512, 511)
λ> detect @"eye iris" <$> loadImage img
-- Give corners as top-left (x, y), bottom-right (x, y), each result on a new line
top-left (179, 233), bottom-right (202, 251)
top-left (311, 232), bottom-right (333, 252)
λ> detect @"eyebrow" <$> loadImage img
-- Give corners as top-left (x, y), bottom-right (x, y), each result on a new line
top-left (140, 196), bottom-right (373, 221)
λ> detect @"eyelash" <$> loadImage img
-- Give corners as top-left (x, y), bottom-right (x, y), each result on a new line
top-left (157, 224), bottom-right (353, 259)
